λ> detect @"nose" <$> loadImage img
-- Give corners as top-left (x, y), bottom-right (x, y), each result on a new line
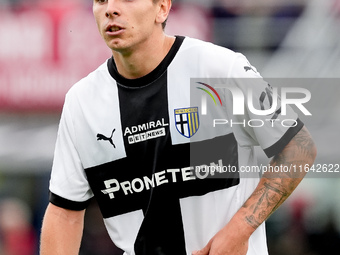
top-left (105, 0), bottom-right (120, 18)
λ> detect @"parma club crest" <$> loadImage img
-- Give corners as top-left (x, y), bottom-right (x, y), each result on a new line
top-left (174, 107), bottom-right (200, 138)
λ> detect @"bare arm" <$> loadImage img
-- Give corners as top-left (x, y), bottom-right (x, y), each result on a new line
top-left (193, 126), bottom-right (317, 255)
top-left (40, 203), bottom-right (85, 255)
top-left (241, 126), bottom-right (317, 230)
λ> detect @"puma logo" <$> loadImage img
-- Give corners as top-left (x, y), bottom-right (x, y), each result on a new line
top-left (244, 66), bottom-right (256, 73)
top-left (97, 129), bottom-right (116, 148)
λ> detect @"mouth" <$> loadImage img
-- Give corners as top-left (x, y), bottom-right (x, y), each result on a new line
top-left (106, 25), bottom-right (123, 33)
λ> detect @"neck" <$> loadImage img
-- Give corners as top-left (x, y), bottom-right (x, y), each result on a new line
top-left (112, 34), bottom-right (175, 79)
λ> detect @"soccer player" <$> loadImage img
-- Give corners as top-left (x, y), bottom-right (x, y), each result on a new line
top-left (40, 0), bottom-right (317, 255)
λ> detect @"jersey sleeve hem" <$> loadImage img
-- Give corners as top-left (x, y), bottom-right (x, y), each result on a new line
top-left (263, 118), bottom-right (304, 158)
top-left (49, 191), bottom-right (90, 211)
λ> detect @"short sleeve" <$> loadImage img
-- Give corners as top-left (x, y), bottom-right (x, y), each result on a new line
top-left (49, 94), bottom-right (93, 210)
top-left (225, 54), bottom-right (303, 158)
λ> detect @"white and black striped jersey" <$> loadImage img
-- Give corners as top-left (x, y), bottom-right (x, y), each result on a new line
top-left (49, 36), bottom-right (303, 255)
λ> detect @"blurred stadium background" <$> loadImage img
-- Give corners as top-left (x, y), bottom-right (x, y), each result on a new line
top-left (0, 0), bottom-right (340, 254)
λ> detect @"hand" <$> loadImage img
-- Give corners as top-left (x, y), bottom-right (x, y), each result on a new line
top-left (192, 221), bottom-right (250, 255)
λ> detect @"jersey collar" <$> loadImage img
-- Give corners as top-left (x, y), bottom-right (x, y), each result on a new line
top-left (107, 36), bottom-right (185, 88)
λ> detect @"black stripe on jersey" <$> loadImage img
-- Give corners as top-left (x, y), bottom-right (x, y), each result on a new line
top-left (86, 75), bottom-right (239, 255)
top-left (86, 38), bottom-right (240, 253)
top-left (264, 118), bottom-right (304, 158)
top-left (49, 192), bottom-right (90, 211)
top-left (85, 134), bottom-right (239, 218)
top-left (85, 134), bottom-right (239, 255)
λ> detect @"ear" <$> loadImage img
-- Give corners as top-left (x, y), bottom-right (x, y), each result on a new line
top-left (155, 0), bottom-right (172, 25)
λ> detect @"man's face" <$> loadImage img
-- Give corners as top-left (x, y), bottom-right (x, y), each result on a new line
top-left (93, 0), bottom-right (164, 54)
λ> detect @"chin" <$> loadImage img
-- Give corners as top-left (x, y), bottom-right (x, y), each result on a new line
top-left (109, 44), bottom-right (132, 55)
top-left (106, 40), bottom-right (125, 51)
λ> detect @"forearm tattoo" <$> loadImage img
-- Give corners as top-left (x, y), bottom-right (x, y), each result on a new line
top-left (243, 127), bottom-right (316, 230)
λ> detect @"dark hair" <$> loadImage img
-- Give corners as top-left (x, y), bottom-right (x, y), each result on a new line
top-left (162, 19), bottom-right (168, 29)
